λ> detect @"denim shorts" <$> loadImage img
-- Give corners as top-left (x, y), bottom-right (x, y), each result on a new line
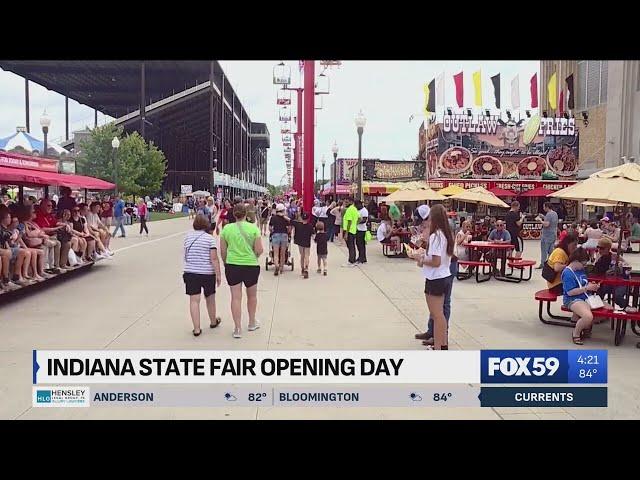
top-left (565, 298), bottom-right (587, 309)
top-left (271, 233), bottom-right (288, 247)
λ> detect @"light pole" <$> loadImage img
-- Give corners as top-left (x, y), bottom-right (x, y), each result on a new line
top-left (331, 141), bottom-right (338, 202)
top-left (211, 144), bottom-right (217, 196)
top-left (321, 155), bottom-right (326, 197)
top-left (111, 136), bottom-right (120, 196)
top-left (355, 110), bottom-right (366, 201)
top-left (40, 110), bottom-right (51, 158)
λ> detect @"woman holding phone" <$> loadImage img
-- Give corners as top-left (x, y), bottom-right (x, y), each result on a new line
top-left (561, 247), bottom-right (600, 345)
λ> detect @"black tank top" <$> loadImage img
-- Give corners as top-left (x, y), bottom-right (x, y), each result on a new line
top-left (72, 218), bottom-right (84, 233)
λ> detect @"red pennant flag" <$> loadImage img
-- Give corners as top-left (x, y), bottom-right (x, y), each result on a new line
top-left (559, 89), bottom-right (564, 116)
top-left (453, 71), bottom-right (464, 108)
top-left (530, 73), bottom-right (538, 108)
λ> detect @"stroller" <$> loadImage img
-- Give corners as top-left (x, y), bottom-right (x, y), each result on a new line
top-left (265, 232), bottom-right (295, 271)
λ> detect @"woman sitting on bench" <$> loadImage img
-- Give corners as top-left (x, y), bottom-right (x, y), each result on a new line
top-left (546, 233), bottom-right (578, 295)
top-left (561, 247), bottom-right (600, 345)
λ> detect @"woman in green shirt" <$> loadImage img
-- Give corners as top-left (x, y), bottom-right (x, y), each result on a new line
top-left (220, 202), bottom-right (264, 339)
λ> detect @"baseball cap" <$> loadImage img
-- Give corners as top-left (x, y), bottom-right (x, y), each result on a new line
top-left (417, 204), bottom-right (430, 220)
top-left (276, 203), bottom-right (286, 212)
top-left (602, 216), bottom-right (611, 222)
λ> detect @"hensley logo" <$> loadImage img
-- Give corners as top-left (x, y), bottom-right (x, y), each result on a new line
top-left (32, 386), bottom-right (90, 407)
top-left (36, 390), bottom-right (52, 403)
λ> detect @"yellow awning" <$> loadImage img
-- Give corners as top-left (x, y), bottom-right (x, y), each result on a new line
top-left (438, 184), bottom-right (466, 196)
top-left (386, 188), bottom-right (446, 202)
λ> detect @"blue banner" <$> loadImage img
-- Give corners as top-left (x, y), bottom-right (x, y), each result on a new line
top-left (481, 350), bottom-right (607, 384)
top-left (480, 387), bottom-right (607, 407)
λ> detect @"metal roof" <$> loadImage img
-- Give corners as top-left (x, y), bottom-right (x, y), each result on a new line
top-left (0, 60), bottom-right (233, 119)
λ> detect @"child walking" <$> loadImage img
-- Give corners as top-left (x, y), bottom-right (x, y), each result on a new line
top-left (315, 221), bottom-right (328, 276)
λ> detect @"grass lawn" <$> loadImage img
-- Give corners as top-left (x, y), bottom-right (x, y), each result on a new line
top-left (147, 211), bottom-right (188, 222)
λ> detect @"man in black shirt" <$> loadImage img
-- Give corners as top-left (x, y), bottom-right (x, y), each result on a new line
top-left (291, 212), bottom-right (314, 279)
top-left (504, 200), bottom-right (524, 258)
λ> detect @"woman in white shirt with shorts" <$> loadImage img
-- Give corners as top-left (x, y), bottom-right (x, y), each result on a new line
top-left (416, 204), bottom-right (454, 350)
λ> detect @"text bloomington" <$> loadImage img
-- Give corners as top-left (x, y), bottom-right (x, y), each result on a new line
top-left (47, 358), bottom-right (405, 377)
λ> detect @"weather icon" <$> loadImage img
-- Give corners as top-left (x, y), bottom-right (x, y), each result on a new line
top-left (224, 393), bottom-right (237, 401)
top-left (409, 393), bottom-right (422, 402)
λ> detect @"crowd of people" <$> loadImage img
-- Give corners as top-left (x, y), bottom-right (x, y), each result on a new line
top-left (0, 186), bottom-right (162, 294)
top-left (182, 194), bottom-right (377, 339)
top-left (538, 208), bottom-right (639, 345)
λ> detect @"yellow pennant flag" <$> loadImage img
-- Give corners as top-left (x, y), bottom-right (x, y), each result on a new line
top-left (473, 70), bottom-right (482, 106)
top-left (548, 72), bottom-right (557, 110)
top-left (423, 82), bottom-right (430, 115)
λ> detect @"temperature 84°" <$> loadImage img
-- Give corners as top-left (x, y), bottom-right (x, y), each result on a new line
top-left (433, 392), bottom-right (453, 402)
top-left (248, 392), bottom-right (268, 402)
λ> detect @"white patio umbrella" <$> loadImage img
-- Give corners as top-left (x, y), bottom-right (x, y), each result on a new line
top-left (550, 160), bottom-right (640, 263)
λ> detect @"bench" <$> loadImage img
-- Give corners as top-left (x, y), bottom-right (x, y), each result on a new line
top-left (0, 261), bottom-right (94, 302)
top-left (560, 305), bottom-right (640, 346)
top-left (457, 260), bottom-right (492, 283)
top-left (535, 289), bottom-right (574, 327)
top-left (382, 240), bottom-right (407, 258)
top-left (506, 259), bottom-right (536, 282)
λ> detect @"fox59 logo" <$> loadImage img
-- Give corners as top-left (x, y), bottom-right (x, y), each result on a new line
top-left (481, 350), bottom-right (568, 383)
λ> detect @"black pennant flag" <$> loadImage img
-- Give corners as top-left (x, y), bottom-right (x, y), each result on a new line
top-left (566, 74), bottom-right (575, 110)
top-left (491, 73), bottom-right (501, 109)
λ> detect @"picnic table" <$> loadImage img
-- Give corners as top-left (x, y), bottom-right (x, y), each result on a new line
top-left (588, 272), bottom-right (640, 342)
top-left (463, 241), bottom-right (515, 282)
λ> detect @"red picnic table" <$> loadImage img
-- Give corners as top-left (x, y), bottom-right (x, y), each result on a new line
top-left (463, 241), bottom-right (516, 282)
top-left (586, 272), bottom-right (640, 344)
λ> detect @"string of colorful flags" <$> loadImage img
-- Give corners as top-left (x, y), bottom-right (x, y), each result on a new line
top-left (423, 71), bottom-right (574, 115)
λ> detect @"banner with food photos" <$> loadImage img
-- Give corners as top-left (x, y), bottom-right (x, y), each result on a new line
top-left (426, 112), bottom-right (579, 181)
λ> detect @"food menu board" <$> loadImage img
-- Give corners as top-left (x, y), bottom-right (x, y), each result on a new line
top-left (425, 113), bottom-right (579, 181)
top-left (521, 222), bottom-right (543, 240)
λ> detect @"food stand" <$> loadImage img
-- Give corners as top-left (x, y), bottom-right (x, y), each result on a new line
top-left (424, 112), bottom-right (580, 236)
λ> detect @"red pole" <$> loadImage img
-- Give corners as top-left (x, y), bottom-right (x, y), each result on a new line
top-left (293, 88), bottom-right (303, 197)
top-left (303, 60), bottom-right (315, 214)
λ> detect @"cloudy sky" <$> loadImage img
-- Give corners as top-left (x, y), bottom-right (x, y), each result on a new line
top-left (0, 61), bottom-right (539, 186)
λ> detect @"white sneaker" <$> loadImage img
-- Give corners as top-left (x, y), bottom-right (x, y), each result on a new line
top-left (106, 250), bottom-right (115, 256)
top-left (4, 281), bottom-right (21, 291)
top-left (248, 322), bottom-right (261, 332)
top-left (233, 328), bottom-right (242, 339)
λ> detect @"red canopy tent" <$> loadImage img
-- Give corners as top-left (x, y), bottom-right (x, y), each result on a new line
top-left (0, 165), bottom-right (115, 189)
top-left (488, 186), bottom-right (517, 197)
top-left (519, 186), bottom-right (554, 197)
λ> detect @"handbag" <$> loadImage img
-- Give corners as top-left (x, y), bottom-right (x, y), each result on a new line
top-left (586, 294), bottom-right (605, 310)
top-left (541, 261), bottom-right (557, 282)
top-left (568, 267), bottom-right (604, 310)
top-left (365, 230), bottom-right (372, 242)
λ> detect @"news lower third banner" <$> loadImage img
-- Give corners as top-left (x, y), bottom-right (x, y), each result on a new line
top-left (33, 349), bottom-right (607, 385)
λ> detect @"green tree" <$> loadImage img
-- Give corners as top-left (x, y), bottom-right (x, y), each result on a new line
top-left (136, 140), bottom-right (167, 197)
top-left (267, 183), bottom-right (283, 197)
top-left (116, 132), bottom-right (145, 196)
top-left (76, 123), bottom-right (124, 181)
top-left (76, 124), bottom-right (167, 198)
